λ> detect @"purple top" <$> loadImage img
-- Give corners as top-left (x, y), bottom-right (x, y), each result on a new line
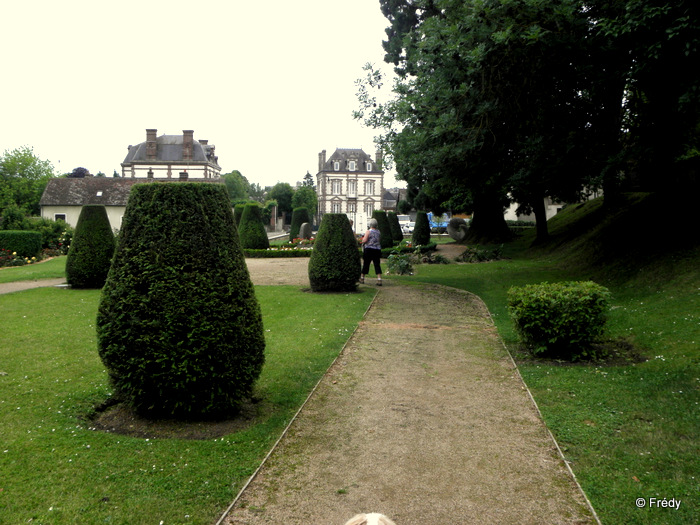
top-left (364, 228), bottom-right (381, 250)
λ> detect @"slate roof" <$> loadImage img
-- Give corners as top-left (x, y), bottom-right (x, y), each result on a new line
top-left (39, 177), bottom-right (223, 207)
top-left (122, 134), bottom-right (219, 166)
top-left (321, 148), bottom-right (382, 173)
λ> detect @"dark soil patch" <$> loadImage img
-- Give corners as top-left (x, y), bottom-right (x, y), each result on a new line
top-left (89, 397), bottom-right (266, 440)
top-left (511, 337), bottom-right (648, 367)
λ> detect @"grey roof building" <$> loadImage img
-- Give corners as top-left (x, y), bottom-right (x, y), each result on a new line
top-left (121, 129), bottom-right (221, 179)
top-left (40, 177), bottom-right (223, 230)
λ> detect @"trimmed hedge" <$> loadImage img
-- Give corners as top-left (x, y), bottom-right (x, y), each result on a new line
top-left (372, 210), bottom-right (394, 249)
top-left (65, 205), bottom-right (115, 288)
top-left (244, 248), bottom-right (312, 258)
top-left (96, 182), bottom-right (265, 419)
top-left (0, 230), bottom-right (42, 257)
top-left (308, 213), bottom-right (361, 292)
top-left (289, 207), bottom-right (311, 240)
top-left (233, 204), bottom-right (245, 227)
top-left (387, 211), bottom-right (404, 243)
top-left (412, 211), bottom-right (431, 246)
top-left (238, 203), bottom-right (270, 250)
top-left (507, 281), bottom-right (611, 361)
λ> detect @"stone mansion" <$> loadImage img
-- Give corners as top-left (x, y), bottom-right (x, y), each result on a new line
top-left (316, 148), bottom-right (384, 232)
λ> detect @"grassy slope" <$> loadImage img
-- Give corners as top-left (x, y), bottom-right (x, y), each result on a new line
top-left (395, 193), bottom-right (698, 525)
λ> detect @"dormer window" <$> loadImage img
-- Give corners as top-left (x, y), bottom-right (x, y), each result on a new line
top-left (348, 160), bottom-right (356, 171)
top-left (366, 162), bottom-right (372, 171)
top-left (96, 191), bottom-right (103, 197)
top-left (334, 161), bottom-right (340, 171)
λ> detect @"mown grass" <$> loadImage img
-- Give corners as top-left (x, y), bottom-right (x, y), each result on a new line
top-left (0, 284), bottom-right (375, 524)
top-left (0, 256), bottom-right (67, 283)
top-left (390, 194), bottom-right (698, 524)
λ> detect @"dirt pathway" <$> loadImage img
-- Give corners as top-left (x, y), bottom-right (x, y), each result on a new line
top-left (220, 281), bottom-right (597, 525)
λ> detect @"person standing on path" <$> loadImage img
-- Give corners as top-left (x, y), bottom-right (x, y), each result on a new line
top-left (360, 218), bottom-right (382, 286)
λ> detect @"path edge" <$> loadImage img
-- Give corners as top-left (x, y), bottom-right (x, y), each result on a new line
top-left (214, 286), bottom-right (380, 525)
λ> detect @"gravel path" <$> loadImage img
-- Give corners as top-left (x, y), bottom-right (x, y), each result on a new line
top-left (219, 279), bottom-right (598, 524)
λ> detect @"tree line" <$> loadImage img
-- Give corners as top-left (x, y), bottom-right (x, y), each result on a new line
top-left (355, 0), bottom-right (699, 242)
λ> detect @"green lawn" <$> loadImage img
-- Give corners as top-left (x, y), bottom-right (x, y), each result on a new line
top-left (0, 284), bottom-right (375, 524)
top-left (0, 256), bottom-right (67, 283)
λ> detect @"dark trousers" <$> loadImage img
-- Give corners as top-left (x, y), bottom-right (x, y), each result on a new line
top-left (362, 248), bottom-right (382, 275)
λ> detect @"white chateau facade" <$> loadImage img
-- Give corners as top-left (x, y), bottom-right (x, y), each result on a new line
top-left (316, 148), bottom-right (384, 233)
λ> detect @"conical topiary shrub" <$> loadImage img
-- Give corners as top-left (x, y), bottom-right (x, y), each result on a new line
top-left (96, 182), bottom-right (265, 419)
top-left (65, 205), bottom-right (115, 288)
top-left (372, 210), bottom-right (394, 249)
top-left (412, 211), bottom-right (431, 246)
top-left (289, 207), bottom-right (311, 240)
top-left (238, 203), bottom-right (270, 250)
top-left (387, 211), bottom-right (404, 244)
top-left (308, 214), bottom-right (361, 292)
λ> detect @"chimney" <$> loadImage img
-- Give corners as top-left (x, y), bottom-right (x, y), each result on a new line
top-left (318, 149), bottom-right (326, 172)
top-left (183, 130), bottom-right (194, 161)
top-left (199, 139), bottom-right (208, 145)
top-left (375, 149), bottom-right (383, 170)
top-left (146, 129), bottom-right (157, 160)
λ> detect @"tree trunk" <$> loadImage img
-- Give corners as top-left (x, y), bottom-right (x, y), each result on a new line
top-left (465, 194), bottom-right (511, 244)
top-left (532, 197), bottom-right (549, 244)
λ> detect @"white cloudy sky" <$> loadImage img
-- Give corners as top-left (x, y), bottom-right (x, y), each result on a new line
top-left (1, 0), bottom-right (402, 188)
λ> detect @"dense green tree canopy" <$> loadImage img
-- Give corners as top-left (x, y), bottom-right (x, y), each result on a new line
top-left (291, 184), bottom-right (318, 217)
top-left (0, 146), bottom-right (56, 216)
top-left (357, 0), bottom-right (699, 242)
top-left (268, 182), bottom-right (294, 217)
top-left (222, 170), bottom-right (250, 203)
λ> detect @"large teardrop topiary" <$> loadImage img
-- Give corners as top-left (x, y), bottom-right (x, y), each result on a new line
top-left (96, 182), bottom-right (265, 419)
top-left (308, 213), bottom-right (361, 292)
top-left (238, 203), bottom-right (270, 249)
top-left (412, 211), bottom-right (431, 246)
top-left (65, 204), bottom-right (115, 288)
top-left (289, 207), bottom-right (311, 240)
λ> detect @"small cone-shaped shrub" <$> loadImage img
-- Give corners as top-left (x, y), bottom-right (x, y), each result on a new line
top-left (387, 211), bottom-right (404, 243)
top-left (372, 210), bottom-right (393, 249)
top-left (289, 207), bottom-right (311, 240)
top-left (96, 183), bottom-right (265, 419)
top-left (65, 205), bottom-right (115, 288)
top-left (308, 214), bottom-right (360, 292)
top-left (238, 203), bottom-right (270, 249)
top-left (412, 211), bottom-right (431, 246)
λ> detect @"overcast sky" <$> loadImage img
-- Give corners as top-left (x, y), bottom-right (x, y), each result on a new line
top-left (1, 0), bottom-right (402, 188)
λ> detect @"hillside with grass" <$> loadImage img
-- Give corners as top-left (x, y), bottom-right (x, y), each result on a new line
top-left (399, 192), bottom-right (698, 525)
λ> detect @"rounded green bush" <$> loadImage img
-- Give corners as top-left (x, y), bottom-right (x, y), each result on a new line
top-left (308, 214), bottom-right (361, 292)
top-left (507, 281), bottom-right (611, 360)
top-left (412, 211), bottom-right (431, 246)
top-left (238, 203), bottom-right (270, 250)
top-left (65, 205), bottom-right (115, 288)
top-left (289, 207), bottom-right (311, 240)
top-left (387, 211), bottom-right (404, 243)
top-left (96, 182), bottom-right (265, 419)
top-left (372, 210), bottom-right (394, 249)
